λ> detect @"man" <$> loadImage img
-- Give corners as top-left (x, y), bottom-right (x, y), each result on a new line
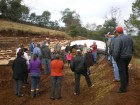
top-left (50, 54), bottom-right (64, 100)
top-left (29, 39), bottom-right (35, 59)
top-left (70, 49), bottom-right (93, 95)
top-left (112, 26), bottom-right (134, 93)
top-left (41, 42), bottom-right (51, 74)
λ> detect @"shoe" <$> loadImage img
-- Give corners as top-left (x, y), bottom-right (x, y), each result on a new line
top-left (57, 97), bottom-right (62, 100)
top-left (90, 84), bottom-right (94, 87)
top-left (117, 89), bottom-right (127, 93)
top-left (74, 92), bottom-right (79, 95)
top-left (18, 94), bottom-right (24, 97)
top-left (113, 80), bottom-right (120, 82)
top-left (50, 97), bottom-right (55, 100)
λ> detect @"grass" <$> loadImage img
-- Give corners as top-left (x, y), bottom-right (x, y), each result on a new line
top-left (0, 19), bottom-right (71, 39)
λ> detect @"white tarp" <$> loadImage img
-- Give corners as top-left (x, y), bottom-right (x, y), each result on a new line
top-left (70, 39), bottom-right (106, 51)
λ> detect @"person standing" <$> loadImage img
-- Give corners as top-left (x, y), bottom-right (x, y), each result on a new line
top-left (29, 40), bottom-right (35, 59)
top-left (66, 51), bottom-right (72, 66)
top-left (12, 49), bottom-right (27, 97)
top-left (28, 54), bottom-right (41, 98)
top-left (41, 42), bottom-right (51, 74)
top-left (70, 49), bottom-right (93, 95)
top-left (82, 43), bottom-right (88, 56)
top-left (90, 41), bottom-right (97, 64)
top-left (50, 54), bottom-right (64, 100)
top-left (85, 48), bottom-right (94, 75)
top-left (33, 43), bottom-right (42, 60)
top-left (112, 26), bottom-right (134, 93)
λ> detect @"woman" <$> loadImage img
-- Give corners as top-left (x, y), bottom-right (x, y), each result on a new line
top-left (50, 54), bottom-right (64, 100)
top-left (28, 53), bottom-right (41, 98)
top-left (12, 49), bottom-right (27, 97)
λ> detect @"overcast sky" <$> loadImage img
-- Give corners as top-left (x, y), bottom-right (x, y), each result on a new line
top-left (22, 0), bottom-right (135, 26)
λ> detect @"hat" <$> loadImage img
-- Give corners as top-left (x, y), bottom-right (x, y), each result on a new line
top-left (76, 49), bottom-right (81, 52)
top-left (115, 26), bottom-right (123, 33)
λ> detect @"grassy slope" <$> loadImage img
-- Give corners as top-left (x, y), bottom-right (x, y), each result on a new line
top-left (0, 19), bottom-right (71, 39)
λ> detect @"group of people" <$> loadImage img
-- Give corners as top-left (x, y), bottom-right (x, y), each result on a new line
top-left (11, 26), bottom-right (133, 100)
top-left (105, 26), bottom-right (134, 93)
top-left (12, 38), bottom-right (98, 99)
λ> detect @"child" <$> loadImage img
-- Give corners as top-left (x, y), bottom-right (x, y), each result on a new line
top-left (66, 51), bottom-right (72, 66)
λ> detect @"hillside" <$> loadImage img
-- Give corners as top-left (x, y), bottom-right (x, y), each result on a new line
top-left (0, 20), bottom-right (140, 105)
top-left (0, 19), bottom-right (71, 39)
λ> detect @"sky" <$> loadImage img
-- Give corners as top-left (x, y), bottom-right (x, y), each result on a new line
top-left (22, 0), bottom-right (135, 27)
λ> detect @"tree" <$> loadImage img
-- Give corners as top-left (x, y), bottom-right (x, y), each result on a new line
top-left (60, 8), bottom-right (81, 36)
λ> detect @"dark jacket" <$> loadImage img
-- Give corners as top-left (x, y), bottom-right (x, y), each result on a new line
top-left (70, 55), bottom-right (87, 74)
top-left (112, 34), bottom-right (134, 61)
top-left (85, 52), bottom-right (94, 67)
top-left (41, 45), bottom-right (51, 59)
top-left (12, 57), bottom-right (28, 81)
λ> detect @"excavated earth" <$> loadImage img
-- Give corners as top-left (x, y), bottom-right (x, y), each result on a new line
top-left (0, 35), bottom-right (140, 105)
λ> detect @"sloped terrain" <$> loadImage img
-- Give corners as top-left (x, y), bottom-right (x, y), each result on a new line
top-left (0, 35), bottom-right (140, 105)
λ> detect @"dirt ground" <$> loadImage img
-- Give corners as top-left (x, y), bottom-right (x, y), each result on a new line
top-left (0, 36), bottom-right (140, 105)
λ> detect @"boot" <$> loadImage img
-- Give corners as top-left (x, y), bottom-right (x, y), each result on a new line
top-left (31, 91), bottom-right (35, 98)
top-left (36, 89), bottom-right (40, 97)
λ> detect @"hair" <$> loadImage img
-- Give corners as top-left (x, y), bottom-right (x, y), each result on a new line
top-left (55, 54), bottom-right (60, 59)
top-left (33, 53), bottom-right (38, 61)
top-left (17, 49), bottom-right (24, 57)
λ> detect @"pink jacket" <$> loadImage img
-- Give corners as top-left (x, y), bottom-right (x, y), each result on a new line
top-left (66, 53), bottom-right (72, 61)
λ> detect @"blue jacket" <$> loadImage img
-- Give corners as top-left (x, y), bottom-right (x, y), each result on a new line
top-left (33, 47), bottom-right (42, 59)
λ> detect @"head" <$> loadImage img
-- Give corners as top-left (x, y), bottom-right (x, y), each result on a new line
top-left (33, 53), bottom-right (38, 60)
top-left (23, 48), bottom-right (28, 52)
top-left (115, 26), bottom-right (123, 36)
top-left (55, 54), bottom-right (60, 59)
top-left (19, 43), bottom-right (24, 48)
top-left (76, 49), bottom-right (82, 55)
top-left (17, 49), bottom-right (24, 57)
top-left (84, 43), bottom-right (87, 47)
top-left (93, 41), bottom-right (96, 45)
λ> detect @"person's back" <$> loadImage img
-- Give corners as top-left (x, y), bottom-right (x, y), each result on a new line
top-left (28, 58), bottom-right (41, 74)
top-left (51, 59), bottom-right (64, 76)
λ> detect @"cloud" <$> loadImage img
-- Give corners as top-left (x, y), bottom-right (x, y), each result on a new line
top-left (23, 0), bottom-right (135, 26)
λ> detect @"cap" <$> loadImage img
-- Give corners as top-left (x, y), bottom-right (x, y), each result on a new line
top-left (76, 49), bottom-right (81, 52)
top-left (115, 26), bottom-right (123, 33)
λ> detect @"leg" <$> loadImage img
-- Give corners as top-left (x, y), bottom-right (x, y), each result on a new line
top-left (46, 59), bottom-right (51, 74)
top-left (14, 80), bottom-right (18, 95)
top-left (56, 76), bottom-right (62, 99)
top-left (35, 76), bottom-right (40, 96)
top-left (42, 58), bottom-right (47, 74)
top-left (30, 76), bottom-right (35, 97)
top-left (82, 71), bottom-right (92, 87)
top-left (17, 80), bottom-right (23, 96)
top-left (112, 57), bottom-right (120, 81)
top-left (51, 76), bottom-right (56, 99)
top-left (74, 73), bottom-right (80, 95)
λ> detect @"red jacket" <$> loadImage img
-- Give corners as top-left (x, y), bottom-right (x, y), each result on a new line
top-left (50, 59), bottom-right (64, 76)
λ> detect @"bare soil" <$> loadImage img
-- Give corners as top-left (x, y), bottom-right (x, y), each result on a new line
top-left (0, 36), bottom-right (140, 105)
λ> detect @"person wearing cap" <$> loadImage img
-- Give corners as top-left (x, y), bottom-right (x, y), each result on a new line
top-left (50, 54), bottom-right (64, 100)
top-left (112, 26), bottom-right (134, 93)
top-left (41, 42), bottom-right (51, 74)
top-left (70, 49), bottom-right (93, 95)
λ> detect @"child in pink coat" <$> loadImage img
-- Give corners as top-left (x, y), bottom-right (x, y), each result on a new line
top-left (66, 51), bottom-right (72, 66)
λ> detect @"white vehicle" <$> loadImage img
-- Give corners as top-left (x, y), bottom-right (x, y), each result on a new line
top-left (70, 39), bottom-right (106, 54)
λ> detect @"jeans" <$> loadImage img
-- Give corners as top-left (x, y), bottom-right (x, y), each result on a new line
top-left (42, 58), bottom-right (51, 74)
top-left (117, 57), bottom-right (131, 92)
top-left (30, 73), bottom-right (40, 91)
top-left (92, 52), bottom-right (97, 62)
top-left (112, 57), bottom-right (120, 81)
top-left (14, 80), bottom-right (23, 96)
top-left (74, 71), bottom-right (92, 94)
top-left (51, 76), bottom-right (62, 98)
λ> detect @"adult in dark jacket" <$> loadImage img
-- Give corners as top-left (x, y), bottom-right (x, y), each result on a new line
top-left (112, 26), bottom-right (134, 93)
top-left (41, 43), bottom-right (51, 74)
top-left (12, 49), bottom-right (28, 97)
top-left (85, 48), bottom-right (94, 75)
top-left (70, 49), bottom-right (93, 95)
